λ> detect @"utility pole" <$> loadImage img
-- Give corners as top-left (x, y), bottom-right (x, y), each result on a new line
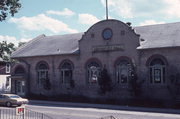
top-left (106, 0), bottom-right (108, 20)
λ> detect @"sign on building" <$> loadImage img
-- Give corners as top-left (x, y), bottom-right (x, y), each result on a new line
top-left (92, 44), bottom-right (124, 53)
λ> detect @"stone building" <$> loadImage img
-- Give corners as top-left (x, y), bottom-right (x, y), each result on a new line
top-left (11, 19), bottom-right (180, 102)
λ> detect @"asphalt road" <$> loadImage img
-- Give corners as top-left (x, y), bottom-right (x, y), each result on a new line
top-left (1, 101), bottom-right (180, 119)
top-left (27, 100), bottom-right (180, 119)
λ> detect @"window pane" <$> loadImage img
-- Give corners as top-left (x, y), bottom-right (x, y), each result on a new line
top-left (154, 68), bottom-right (161, 83)
top-left (6, 63), bottom-right (10, 73)
top-left (61, 62), bottom-right (72, 69)
top-left (116, 60), bottom-right (132, 84)
top-left (87, 62), bottom-right (101, 84)
top-left (64, 70), bottom-right (72, 83)
top-left (150, 58), bottom-right (165, 84)
top-left (60, 71), bottom-right (64, 83)
top-left (15, 67), bottom-right (25, 75)
top-left (150, 68), bottom-right (152, 83)
top-left (38, 64), bottom-right (48, 69)
top-left (60, 61), bottom-right (73, 84)
top-left (150, 58), bottom-right (164, 66)
top-left (163, 67), bottom-right (165, 83)
top-left (120, 68), bottom-right (128, 83)
top-left (17, 81), bottom-right (21, 92)
top-left (37, 63), bottom-right (49, 87)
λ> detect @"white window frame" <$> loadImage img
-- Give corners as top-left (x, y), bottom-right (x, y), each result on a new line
top-left (6, 63), bottom-right (10, 73)
top-left (116, 61), bottom-right (132, 84)
top-left (5, 77), bottom-right (11, 91)
top-left (87, 66), bottom-right (101, 84)
top-left (150, 65), bottom-right (165, 84)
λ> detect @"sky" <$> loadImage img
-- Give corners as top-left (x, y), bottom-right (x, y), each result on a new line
top-left (1, 0), bottom-right (180, 46)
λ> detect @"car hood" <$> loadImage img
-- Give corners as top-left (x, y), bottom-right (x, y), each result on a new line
top-left (11, 98), bottom-right (28, 101)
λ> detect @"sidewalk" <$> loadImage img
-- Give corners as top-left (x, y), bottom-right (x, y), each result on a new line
top-left (29, 100), bottom-right (180, 114)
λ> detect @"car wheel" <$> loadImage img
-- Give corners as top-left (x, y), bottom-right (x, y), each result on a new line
top-left (6, 102), bottom-right (12, 107)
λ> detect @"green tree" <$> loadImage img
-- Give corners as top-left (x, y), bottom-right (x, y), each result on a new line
top-left (0, 41), bottom-right (16, 61)
top-left (0, 0), bottom-right (21, 21)
top-left (98, 68), bottom-right (112, 94)
top-left (129, 71), bottom-right (144, 96)
top-left (18, 41), bottom-right (26, 47)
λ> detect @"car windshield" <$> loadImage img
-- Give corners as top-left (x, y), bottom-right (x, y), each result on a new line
top-left (9, 95), bottom-right (21, 98)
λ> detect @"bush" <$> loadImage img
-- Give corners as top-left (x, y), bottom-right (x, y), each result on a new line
top-left (129, 72), bottom-right (144, 96)
top-left (98, 68), bottom-right (112, 94)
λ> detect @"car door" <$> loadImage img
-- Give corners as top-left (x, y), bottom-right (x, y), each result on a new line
top-left (0, 95), bottom-right (6, 105)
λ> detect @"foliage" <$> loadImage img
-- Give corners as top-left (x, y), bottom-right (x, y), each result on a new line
top-left (0, 0), bottom-right (21, 21)
top-left (98, 68), bottom-right (112, 94)
top-left (18, 42), bottom-right (26, 47)
top-left (129, 71), bottom-right (144, 96)
top-left (0, 41), bottom-right (16, 61)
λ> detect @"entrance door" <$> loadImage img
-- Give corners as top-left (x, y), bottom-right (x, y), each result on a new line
top-left (16, 80), bottom-right (25, 96)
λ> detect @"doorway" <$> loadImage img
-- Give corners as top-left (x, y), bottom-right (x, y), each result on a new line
top-left (15, 80), bottom-right (25, 96)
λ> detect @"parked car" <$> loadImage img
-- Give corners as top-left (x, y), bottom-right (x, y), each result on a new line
top-left (0, 94), bottom-right (28, 107)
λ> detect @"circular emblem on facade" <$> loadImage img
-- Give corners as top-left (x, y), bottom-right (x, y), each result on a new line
top-left (102, 28), bottom-right (113, 40)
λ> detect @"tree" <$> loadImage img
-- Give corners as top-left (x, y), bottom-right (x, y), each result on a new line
top-left (98, 68), bottom-right (112, 94)
top-left (0, 0), bottom-right (21, 21)
top-left (0, 41), bottom-right (16, 61)
top-left (18, 42), bottom-right (26, 47)
top-left (129, 71), bottom-right (144, 96)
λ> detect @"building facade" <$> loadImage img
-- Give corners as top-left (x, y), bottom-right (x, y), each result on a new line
top-left (11, 19), bottom-right (180, 102)
top-left (0, 58), bottom-right (11, 93)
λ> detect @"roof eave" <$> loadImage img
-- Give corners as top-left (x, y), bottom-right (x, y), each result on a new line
top-left (137, 46), bottom-right (180, 50)
top-left (11, 52), bottom-right (80, 59)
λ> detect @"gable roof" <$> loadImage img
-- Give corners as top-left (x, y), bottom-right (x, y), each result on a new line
top-left (11, 21), bottom-right (180, 58)
top-left (135, 22), bottom-right (180, 49)
top-left (11, 33), bottom-right (84, 58)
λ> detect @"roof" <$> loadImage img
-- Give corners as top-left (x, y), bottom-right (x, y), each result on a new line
top-left (135, 22), bottom-right (180, 49)
top-left (11, 21), bottom-right (180, 58)
top-left (11, 33), bottom-right (84, 58)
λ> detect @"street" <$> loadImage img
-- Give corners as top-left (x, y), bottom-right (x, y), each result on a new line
top-left (1, 101), bottom-right (180, 119)
top-left (27, 101), bottom-right (180, 119)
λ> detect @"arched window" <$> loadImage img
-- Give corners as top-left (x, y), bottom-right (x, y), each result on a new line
top-left (36, 62), bottom-right (49, 87)
top-left (87, 61), bottom-right (101, 84)
top-left (15, 66), bottom-right (25, 75)
top-left (149, 58), bottom-right (165, 84)
top-left (59, 61), bottom-right (73, 84)
top-left (116, 59), bottom-right (133, 84)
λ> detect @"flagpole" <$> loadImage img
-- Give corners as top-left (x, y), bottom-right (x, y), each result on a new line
top-left (106, 0), bottom-right (108, 20)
